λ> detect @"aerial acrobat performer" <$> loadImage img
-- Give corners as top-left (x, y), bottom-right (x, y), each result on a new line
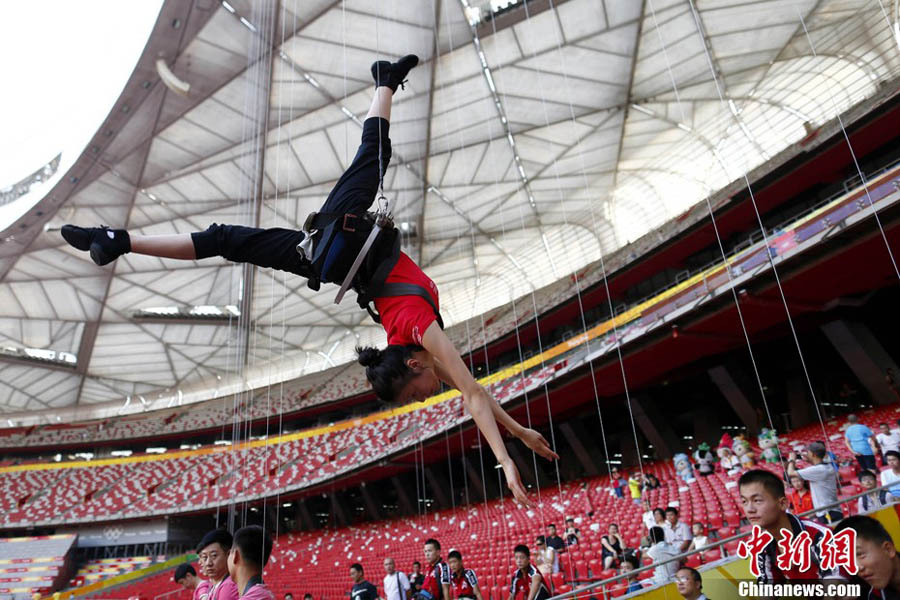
top-left (62, 54), bottom-right (557, 506)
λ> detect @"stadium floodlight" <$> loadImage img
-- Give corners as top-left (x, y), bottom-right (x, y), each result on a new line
top-left (133, 304), bottom-right (242, 323)
top-left (0, 345), bottom-right (76, 368)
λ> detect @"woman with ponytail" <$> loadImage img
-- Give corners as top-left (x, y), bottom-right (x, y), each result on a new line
top-left (60, 54), bottom-right (556, 506)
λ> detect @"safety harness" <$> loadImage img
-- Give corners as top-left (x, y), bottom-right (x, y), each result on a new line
top-left (297, 210), bottom-right (444, 329)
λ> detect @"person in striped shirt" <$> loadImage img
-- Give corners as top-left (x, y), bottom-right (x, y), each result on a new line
top-left (738, 469), bottom-right (846, 584)
top-left (447, 551), bottom-right (483, 600)
top-left (509, 545), bottom-right (550, 600)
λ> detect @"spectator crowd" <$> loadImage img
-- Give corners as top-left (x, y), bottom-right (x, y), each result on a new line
top-left (165, 413), bottom-right (900, 600)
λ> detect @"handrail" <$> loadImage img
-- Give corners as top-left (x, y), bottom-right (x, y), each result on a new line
top-left (153, 587), bottom-right (187, 600)
top-left (548, 477), bottom-right (899, 599)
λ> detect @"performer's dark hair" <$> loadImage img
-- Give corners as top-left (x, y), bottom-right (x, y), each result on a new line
top-left (356, 345), bottom-right (423, 401)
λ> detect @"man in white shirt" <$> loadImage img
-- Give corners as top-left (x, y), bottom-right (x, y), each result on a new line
top-left (787, 442), bottom-right (841, 524)
top-left (383, 558), bottom-right (411, 600)
top-left (877, 422), bottom-right (900, 457)
top-left (664, 507), bottom-right (692, 553)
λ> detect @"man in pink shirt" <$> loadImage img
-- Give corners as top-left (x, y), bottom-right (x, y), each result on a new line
top-left (228, 525), bottom-right (274, 600)
top-left (175, 564), bottom-right (209, 600)
top-left (198, 529), bottom-right (239, 600)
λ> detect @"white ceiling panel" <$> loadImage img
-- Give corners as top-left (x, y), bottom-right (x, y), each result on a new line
top-left (2, 0), bottom-right (898, 415)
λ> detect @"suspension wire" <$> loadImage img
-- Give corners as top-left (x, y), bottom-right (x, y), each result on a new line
top-left (644, 0), bottom-right (791, 483)
top-left (471, 7), bottom-right (630, 587)
top-left (374, 0), bottom-right (388, 216)
top-left (685, 0), bottom-right (842, 457)
top-left (414, 418), bottom-right (423, 518)
top-left (508, 5), bottom-right (627, 583)
top-left (248, 0), bottom-right (278, 532)
top-left (811, 2), bottom-right (900, 282)
top-left (229, 0), bottom-right (263, 533)
top-left (433, 0), bottom-right (512, 580)
top-left (445, 429), bottom-right (457, 510)
top-left (442, 2), bottom-right (572, 587)
top-left (260, 0), bottom-right (295, 560)
top-left (478, 1), bottom-right (645, 547)
top-left (258, 0), bottom-right (281, 544)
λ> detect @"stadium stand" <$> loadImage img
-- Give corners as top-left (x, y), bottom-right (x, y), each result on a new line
top-left (0, 364), bottom-right (560, 528)
top-left (64, 406), bottom-right (899, 599)
top-left (6, 408), bottom-right (896, 600)
top-left (1, 322), bottom-right (898, 530)
top-left (0, 535), bottom-right (76, 600)
top-left (85, 567), bottom-right (191, 600)
top-left (2, 153), bottom-right (896, 456)
top-left (69, 557), bottom-right (163, 588)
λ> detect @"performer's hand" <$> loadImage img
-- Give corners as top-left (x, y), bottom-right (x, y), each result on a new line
top-left (519, 428), bottom-right (559, 460)
top-left (501, 458), bottom-right (533, 508)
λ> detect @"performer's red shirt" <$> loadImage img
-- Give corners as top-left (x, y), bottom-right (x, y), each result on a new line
top-left (375, 252), bottom-right (440, 347)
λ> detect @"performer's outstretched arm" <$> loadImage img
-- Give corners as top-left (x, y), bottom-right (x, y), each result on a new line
top-left (421, 321), bottom-right (557, 506)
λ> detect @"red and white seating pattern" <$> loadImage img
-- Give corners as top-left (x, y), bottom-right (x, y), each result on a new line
top-left (0, 366), bottom-right (559, 527)
top-left (69, 406), bottom-right (900, 599)
top-left (69, 556), bottom-right (162, 588)
top-left (0, 534), bottom-right (75, 600)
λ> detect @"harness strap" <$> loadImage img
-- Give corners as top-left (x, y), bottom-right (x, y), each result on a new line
top-left (372, 282), bottom-right (445, 330)
top-left (306, 211), bottom-right (362, 232)
top-left (335, 222), bottom-right (383, 305)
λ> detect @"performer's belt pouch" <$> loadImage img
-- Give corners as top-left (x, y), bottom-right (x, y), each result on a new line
top-left (300, 210), bottom-right (444, 329)
top-left (302, 210), bottom-right (396, 286)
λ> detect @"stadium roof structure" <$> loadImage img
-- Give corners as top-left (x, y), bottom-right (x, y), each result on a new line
top-left (1, 0), bottom-right (898, 419)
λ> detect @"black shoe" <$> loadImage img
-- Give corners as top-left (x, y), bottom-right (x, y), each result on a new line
top-left (61, 224), bottom-right (130, 266)
top-left (371, 54), bottom-right (419, 92)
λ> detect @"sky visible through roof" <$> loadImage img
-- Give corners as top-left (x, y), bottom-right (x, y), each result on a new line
top-left (0, 0), bottom-right (163, 231)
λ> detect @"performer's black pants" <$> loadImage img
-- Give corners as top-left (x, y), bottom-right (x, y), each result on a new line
top-left (190, 117), bottom-right (391, 278)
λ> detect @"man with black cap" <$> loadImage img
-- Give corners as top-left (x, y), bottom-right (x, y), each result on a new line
top-left (197, 529), bottom-right (239, 600)
top-left (787, 442), bottom-right (841, 524)
top-left (175, 564), bottom-right (209, 600)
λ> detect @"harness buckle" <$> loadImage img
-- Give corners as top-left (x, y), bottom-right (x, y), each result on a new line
top-left (342, 213), bottom-right (357, 232)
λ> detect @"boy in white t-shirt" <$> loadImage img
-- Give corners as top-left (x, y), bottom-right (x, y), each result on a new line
top-left (881, 450), bottom-right (900, 500)
top-left (878, 423), bottom-right (900, 457)
top-left (687, 523), bottom-right (708, 555)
